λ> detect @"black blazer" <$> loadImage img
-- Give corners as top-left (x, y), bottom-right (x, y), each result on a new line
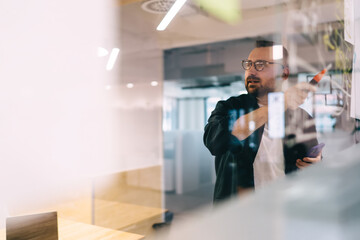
top-left (203, 94), bottom-right (318, 203)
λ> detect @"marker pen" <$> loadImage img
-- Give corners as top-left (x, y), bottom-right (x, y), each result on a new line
top-left (309, 63), bottom-right (332, 85)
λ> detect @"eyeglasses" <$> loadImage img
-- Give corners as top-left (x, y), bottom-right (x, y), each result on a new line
top-left (241, 60), bottom-right (284, 71)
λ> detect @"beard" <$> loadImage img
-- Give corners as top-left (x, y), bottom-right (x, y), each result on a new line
top-left (245, 75), bottom-right (274, 97)
top-left (245, 75), bottom-right (262, 97)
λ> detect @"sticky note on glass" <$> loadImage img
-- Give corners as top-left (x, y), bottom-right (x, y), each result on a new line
top-left (344, 0), bottom-right (354, 44)
top-left (195, 0), bottom-right (241, 23)
top-left (268, 92), bottom-right (285, 139)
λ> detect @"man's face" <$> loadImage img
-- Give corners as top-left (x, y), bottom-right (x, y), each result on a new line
top-left (244, 47), bottom-right (284, 97)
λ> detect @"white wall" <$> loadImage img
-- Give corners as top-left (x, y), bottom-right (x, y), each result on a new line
top-left (0, 0), bottom-right (166, 227)
top-left (115, 55), bottom-right (163, 170)
top-left (0, 0), bottom-right (129, 224)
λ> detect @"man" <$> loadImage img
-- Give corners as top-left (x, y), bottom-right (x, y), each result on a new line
top-left (203, 41), bottom-right (321, 203)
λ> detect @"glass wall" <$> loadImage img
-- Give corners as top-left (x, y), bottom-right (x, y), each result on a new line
top-left (1, 0), bottom-right (359, 239)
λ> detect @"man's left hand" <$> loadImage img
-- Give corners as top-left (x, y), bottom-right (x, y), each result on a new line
top-left (296, 153), bottom-right (322, 169)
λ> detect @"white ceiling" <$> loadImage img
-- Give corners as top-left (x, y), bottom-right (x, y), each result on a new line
top-left (118, 0), bottom-right (341, 97)
top-left (120, 0), bottom-right (338, 53)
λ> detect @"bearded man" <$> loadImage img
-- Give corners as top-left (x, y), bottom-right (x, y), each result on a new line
top-left (204, 41), bottom-right (321, 203)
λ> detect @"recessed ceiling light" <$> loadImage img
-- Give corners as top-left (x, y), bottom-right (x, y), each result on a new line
top-left (151, 81), bottom-right (159, 86)
top-left (141, 0), bottom-right (175, 14)
top-left (157, 0), bottom-right (187, 31)
top-left (126, 83), bottom-right (134, 88)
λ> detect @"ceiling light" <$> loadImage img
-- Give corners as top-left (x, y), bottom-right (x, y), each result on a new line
top-left (97, 47), bottom-right (109, 57)
top-left (126, 83), bottom-right (134, 88)
top-left (106, 48), bottom-right (120, 71)
top-left (273, 45), bottom-right (283, 60)
top-left (151, 81), bottom-right (159, 86)
top-left (157, 0), bottom-right (187, 31)
top-left (141, 0), bottom-right (175, 14)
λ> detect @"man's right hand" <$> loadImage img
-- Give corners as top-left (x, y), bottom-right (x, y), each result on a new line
top-left (284, 82), bottom-right (316, 110)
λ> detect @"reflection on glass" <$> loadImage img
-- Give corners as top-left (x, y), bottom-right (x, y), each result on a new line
top-left (2, 0), bottom-right (360, 239)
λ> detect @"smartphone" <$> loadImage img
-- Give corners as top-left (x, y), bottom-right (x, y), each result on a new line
top-left (307, 143), bottom-right (325, 158)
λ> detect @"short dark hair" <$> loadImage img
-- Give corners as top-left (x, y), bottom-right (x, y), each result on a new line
top-left (255, 40), bottom-right (289, 67)
top-left (255, 40), bottom-right (276, 48)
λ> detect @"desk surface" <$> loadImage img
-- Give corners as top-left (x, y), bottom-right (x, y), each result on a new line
top-left (44, 198), bottom-right (166, 229)
top-left (94, 199), bottom-right (166, 230)
top-left (0, 218), bottom-right (144, 240)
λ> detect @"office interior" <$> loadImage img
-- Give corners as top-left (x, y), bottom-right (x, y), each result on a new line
top-left (0, 0), bottom-right (359, 239)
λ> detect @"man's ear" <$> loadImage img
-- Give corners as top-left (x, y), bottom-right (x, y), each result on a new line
top-left (282, 67), bottom-right (289, 79)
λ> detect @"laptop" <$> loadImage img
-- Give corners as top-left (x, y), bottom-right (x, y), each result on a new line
top-left (6, 211), bottom-right (58, 240)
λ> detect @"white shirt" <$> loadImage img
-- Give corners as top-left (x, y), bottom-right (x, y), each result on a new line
top-left (253, 123), bottom-right (285, 189)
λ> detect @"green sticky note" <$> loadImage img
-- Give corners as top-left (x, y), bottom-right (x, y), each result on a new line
top-left (195, 0), bottom-right (241, 23)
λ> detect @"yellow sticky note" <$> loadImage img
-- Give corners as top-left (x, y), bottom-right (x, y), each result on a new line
top-left (195, 0), bottom-right (241, 24)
